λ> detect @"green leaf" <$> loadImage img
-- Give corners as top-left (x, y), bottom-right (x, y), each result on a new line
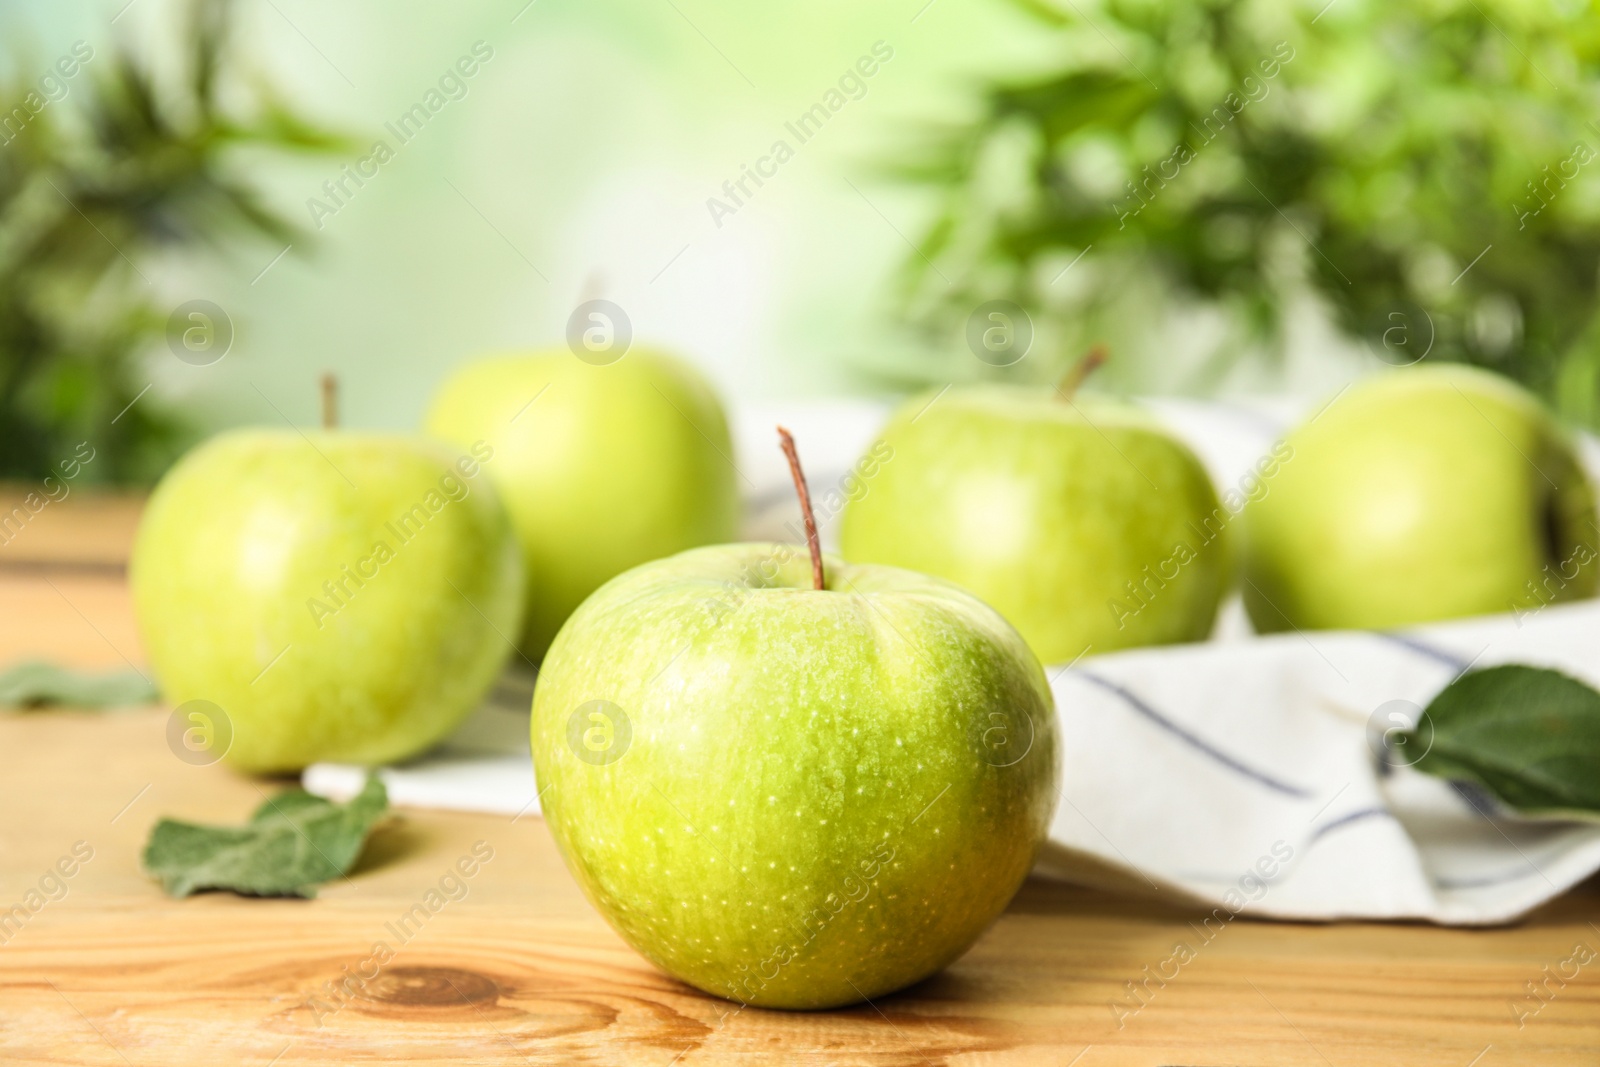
top-left (1409, 665), bottom-right (1600, 818)
top-left (142, 774), bottom-right (388, 898)
top-left (0, 660), bottom-right (158, 708)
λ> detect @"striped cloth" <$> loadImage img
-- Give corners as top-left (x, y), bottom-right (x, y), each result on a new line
top-left (1039, 603), bottom-right (1600, 923)
top-left (305, 397), bottom-right (1600, 924)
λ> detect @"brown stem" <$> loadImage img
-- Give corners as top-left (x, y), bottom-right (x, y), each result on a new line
top-left (776, 425), bottom-right (825, 591)
top-left (1057, 344), bottom-right (1108, 401)
top-left (321, 372), bottom-right (338, 430)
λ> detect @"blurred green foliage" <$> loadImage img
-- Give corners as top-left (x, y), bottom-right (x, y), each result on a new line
top-left (894, 0), bottom-right (1600, 421)
top-left (0, 0), bottom-right (339, 484)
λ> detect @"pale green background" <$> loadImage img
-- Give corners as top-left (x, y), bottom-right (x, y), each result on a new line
top-left (6, 0), bottom-right (1076, 433)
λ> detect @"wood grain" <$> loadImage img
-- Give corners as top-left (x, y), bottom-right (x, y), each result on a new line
top-left (1, 493), bottom-right (1597, 1066)
top-left (0, 486), bottom-right (141, 571)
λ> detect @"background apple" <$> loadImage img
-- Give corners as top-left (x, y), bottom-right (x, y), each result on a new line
top-left (426, 348), bottom-right (740, 659)
top-left (530, 544), bottom-right (1058, 1009)
top-left (131, 431), bottom-right (523, 772)
top-left (1242, 365), bottom-right (1600, 632)
top-left (839, 384), bottom-right (1229, 664)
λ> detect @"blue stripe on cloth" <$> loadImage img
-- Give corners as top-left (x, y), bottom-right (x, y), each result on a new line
top-left (1448, 780), bottom-right (1504, 818)
top-left (1376, 632), bottom-right (1472, 671)
top-left (1308, 806), bottom-right (1394, 843)
top-left (1071, 670), bottom-right (1315, 799)
top-left (1433, 865), bottom-right (1545, 890)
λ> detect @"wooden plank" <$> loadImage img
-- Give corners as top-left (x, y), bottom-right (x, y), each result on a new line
top-left (0, 486), bottom-right (142, 570)
top-left (1, 496), bottom-right (1597, 1065)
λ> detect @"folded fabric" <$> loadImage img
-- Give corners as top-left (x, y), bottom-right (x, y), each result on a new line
top-left (1038, 600), bottom-right (1600, 924)
top-left (304, 397), bottom-right (1600, 924)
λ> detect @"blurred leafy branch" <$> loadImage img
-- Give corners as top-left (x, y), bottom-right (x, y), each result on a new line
top-left (891, 0), bottom-right (1600, 423)
top-left (0, 0), bottom-right (342, 484)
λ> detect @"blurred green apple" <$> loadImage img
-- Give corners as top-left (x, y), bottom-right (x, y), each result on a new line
top-left (425, 349), bottom-right (740, 659)
top-left (131, 431), bottom-right (523, 772)
top-left (531, 544), bottom-right (1057, 1009)
top-left (839, 385), bottom-right (1229, 663)
top-left (1243, 365), bottom-right (1599, 631)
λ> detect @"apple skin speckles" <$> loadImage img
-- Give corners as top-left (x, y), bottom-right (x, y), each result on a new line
top-left (531, 545), bottom-right (1058, 1010)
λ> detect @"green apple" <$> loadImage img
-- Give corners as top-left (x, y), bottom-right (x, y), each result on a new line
top-left (131, 431), bottom-right (523, 772)
top-left (838, 385), bottom-right (1229, 663)
top-left (1242, 365), bottom-right (1600, 631)
top-left (425, 349), bottom-right (740, 660)
top-left (530, 544), bottom-right (1057, 1009)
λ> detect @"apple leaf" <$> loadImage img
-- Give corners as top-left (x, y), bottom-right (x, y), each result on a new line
top-left (1408, 665), bottom-right (1600, 818)
top-left (0, 660), bottom-right (158, 709)
top-left (143, 774), bottom-right (388, 898)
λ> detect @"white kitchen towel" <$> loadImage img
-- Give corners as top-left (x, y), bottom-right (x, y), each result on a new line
top-left (304, 396), bottom-right (1600, 925)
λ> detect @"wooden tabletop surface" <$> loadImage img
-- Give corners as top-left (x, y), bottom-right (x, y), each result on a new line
top-left (2, 490), bottom-right (1598, 1066)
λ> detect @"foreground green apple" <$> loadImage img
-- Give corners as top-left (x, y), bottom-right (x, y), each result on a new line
top-left (131, 431), bottom-right (523, 772)
top-left (531, 545), bottom-right (1058, 1009)
top-left (1243, 365), bottom-right (1599, 631)
top-left (425, 349), bottom-right (740, 659)
top-left (839, 385), bottom-right (1228, 663)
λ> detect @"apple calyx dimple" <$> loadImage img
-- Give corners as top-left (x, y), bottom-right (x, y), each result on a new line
top-left (776, 425), bottom-right (826, 591)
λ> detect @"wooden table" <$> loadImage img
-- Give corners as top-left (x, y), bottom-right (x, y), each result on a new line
top-left (3, 492), bottom-right (1598, 1066)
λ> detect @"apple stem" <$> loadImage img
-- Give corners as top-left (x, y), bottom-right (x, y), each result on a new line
top-left (776, 425), bottom-right (825, 592)
top-left (1057, 345), bottom-right (1109, 401)
top-left (321, 373), bottom-right (338, 430)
